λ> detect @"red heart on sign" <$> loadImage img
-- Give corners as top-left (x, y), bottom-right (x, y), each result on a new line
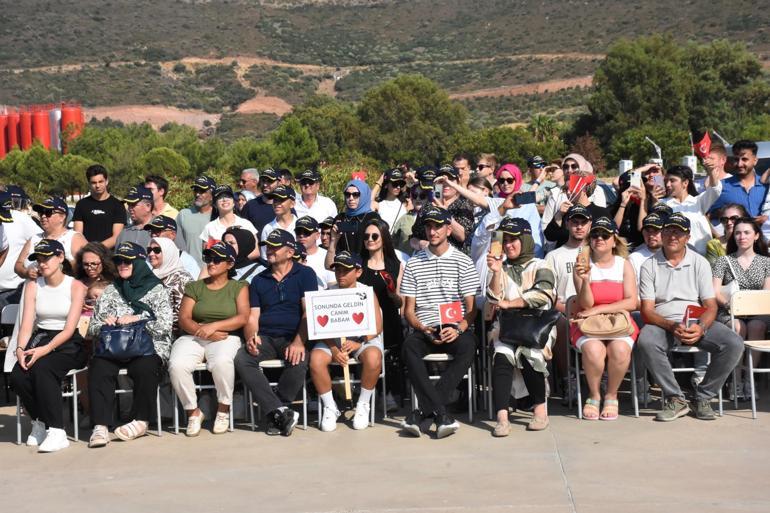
top-left (317, 315), bottom-right (329, 327)
top-left (352, 312), bottom-right (364, 324)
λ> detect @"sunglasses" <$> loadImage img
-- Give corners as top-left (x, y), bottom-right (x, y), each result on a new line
top-left (498, 177), bottom-right (515, 185)
top-left (476, 164), bottom-right (491, 170)
top-left (389, 181), bottom-right (406, 188)
top-left (146, 247), bottom-right (162, 255)
top-left (260, 177), bottom-right (277, 184)
top-left (590, 231), bottom-right (612, 240)
top-left (81, 261), bottom-right (102, 268)
top-left (299, 180), bottom-right (317, 186)
top-left (40, 209), bottom-right (60, 217)
top-left (295, 229), bottom-right (315, 237)
top-left (363, 232), bottom-right (380, 242)
top-left (412, 192), bottom-right (429, 200)
top-left (562, 163), bottom-right (580, 171)
top-left (202, 255), bottom-right (227, 264)
top-left (720, 215), bottom-right (741, 224)
top-left (344, 191), bottom-right (361, 199)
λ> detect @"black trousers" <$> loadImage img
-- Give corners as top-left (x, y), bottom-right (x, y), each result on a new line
top-left (492, 353), bottom-right (546, 412)
top-left (234, 335), bottom-right (309, 414)
top-left (402, 330), bottom-right (476, 416)
top-left (88, 354), bottom-right (163, 427)
top-left (11, 338), bottom-right (86, 429)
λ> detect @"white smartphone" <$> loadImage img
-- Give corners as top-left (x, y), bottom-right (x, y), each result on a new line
top-left (630, 171), bottom-right (642, 189)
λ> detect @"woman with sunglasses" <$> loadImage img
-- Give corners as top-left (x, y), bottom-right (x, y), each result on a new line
top-left (705, 204), bottom-right (750, 265)
top-left (147, 237), bottom-right (194, 337)
top-left (11, 239), bottom-right (87, 452)
top-left (542, 154), bottom-right (611, 248)
top-left (372, 168), bottom-right (408, 231)
top-left (169, 242), bottom-right (250, 436)
top-left (87, 242), bottom-right (173, 447)
top-left (15, 196), bottom-right (86, 280)
top-left (326, 179), bottom-right (380, 263)
top-left (712, 217), bottom-right (770, 400)
top-left (571, 217), bottom-right (638, 421)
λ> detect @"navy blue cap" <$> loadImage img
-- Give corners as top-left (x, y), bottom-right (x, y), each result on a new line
top-left (0, 206), bottom-right (10, 223)
top-left (144, 215), bottom-right (177, 232)
top-left (295, 216), bottom-right (319, 233)
top-left (437, 165), bottom-right (459, 180)
top-left (421, 205), bottom-right (452, 226)
top-left (297, 169), bottom-right (320, 182)
top-left (590, 216), bottom-right (618, 234)
top-left (259, 228), bottom-right (296, 249)
top-left (191, 175), bottom-right (215, 191)
top-left (291, 241), bottom-right (308, 261)
top-left (0, 191), bottom-right (11, 209)
top-left (416, 167), bottom-right (437, 190)
top-left (113, 242), bottom-right (147, 261)
top-left (213, 184), bottom-right (235, 200)
top-left (385, 168), bottom-right (405, 182)
top-left (124, 185), bottom-right (154, 204)
top-left (203, 241), bottom-right (236, 262)
top-left (652, 203), bottom-right (673, 217)
top-left (28, 239), bottom-right (65, 261)
top-left (6, 185), bottom-right (28, 201)
top-left (565, 204), bottom-right (593, 221)
top-left (33, 196), bottom-right (68, 214)
top-left (642, 213), bottom-right (665, 229)
top-left (527, 155), bottom-right (546, 169)
top-left (332, 251), bottom-right (363, 270)
top-left (498, 217), bottom-right (532, 236)
top-left (664, 212), bottom-right (691, 232)
top-left (268, 185), bottom-right (296, 201)
top-left (261, 168), bottom-right (280, 182)
top-left (319, 216), bottom-right (335, 229)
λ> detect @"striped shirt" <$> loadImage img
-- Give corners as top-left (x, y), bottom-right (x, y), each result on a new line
top-left (401, 245), bottom-right (480, 326)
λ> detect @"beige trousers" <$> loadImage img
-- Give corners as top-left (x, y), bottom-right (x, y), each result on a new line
top-left (169, 335), bottom-right (242, 410)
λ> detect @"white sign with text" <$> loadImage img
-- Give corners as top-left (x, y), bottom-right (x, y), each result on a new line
top-left (305, 286), bottom-right (377, 340)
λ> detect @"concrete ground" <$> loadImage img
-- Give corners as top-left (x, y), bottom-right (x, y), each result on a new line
top-left (1, 392), bottom-right (769, 513)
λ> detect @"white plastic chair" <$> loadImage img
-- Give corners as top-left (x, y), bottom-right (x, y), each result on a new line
top-left (410, 353), bottom-right (474, 423)
top-left (246, 359), bottom-right (308, 431)
top-left (171, 363), bottom-right (235, 434)
top-left (730, 290), bottom-right (770, 419)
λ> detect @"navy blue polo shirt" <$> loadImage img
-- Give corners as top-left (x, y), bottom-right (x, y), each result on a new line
top-left (241, 196), bottom-right (276, 236)
top-left (249, 262), bottom-right (319, 338)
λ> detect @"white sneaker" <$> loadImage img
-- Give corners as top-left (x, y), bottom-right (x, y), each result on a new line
top-left (38, 428), bottom-right (69, 453)
top-left (186, 412), bottom-right (205, 437)
top-left (320, 406), bottom-right (340, 432)
top-left (212, 412), bottom-right (230, 435)
top-left (353, 401), bottom-right (371, 430)
top-left (26, 420), bottom-right (46, 447)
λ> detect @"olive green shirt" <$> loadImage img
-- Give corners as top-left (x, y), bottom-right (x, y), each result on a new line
top-left (184, 279), bottom-right (247, 325)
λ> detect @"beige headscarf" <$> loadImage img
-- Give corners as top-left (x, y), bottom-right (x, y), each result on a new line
top-left (562, 153), bottom-right (594, 174)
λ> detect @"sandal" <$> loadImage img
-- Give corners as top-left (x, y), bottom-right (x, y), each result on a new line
top-left (600, 399), bottom-right (619, 421)
top-left (114, 420), bottom-right (148, 441)
top-left (583, 398), bottom-right (600, 420)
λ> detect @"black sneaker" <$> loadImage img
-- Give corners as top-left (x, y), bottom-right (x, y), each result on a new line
top-left (435, 413), bottom-right (459, 439)
top-left (401, 409), bottom-right (425, 437)
top-left (279, 409), bottom-right (300, 436)
top-left (265, 410), bottom-right (282, 436)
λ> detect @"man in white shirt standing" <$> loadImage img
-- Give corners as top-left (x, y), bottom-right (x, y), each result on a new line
top-left (293, 169), bottom-right (338, 224)
top-left (294, 216), bottom-right (335, 289)
top-left (260, 185), bottom-right (298, 261)
top-left (663, 164), bottom-right (721, 254)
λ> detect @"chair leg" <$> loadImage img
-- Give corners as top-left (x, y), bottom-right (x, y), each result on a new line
top-left (302, 382), bottom-right (308, 430)
top-left (630, 354), bottom-right (639, 418)
top-left (487, 350), bottom-right (494, 421)
top-left (733, 368), bottom-right (739, 410)
top-left (574, 349), bottom-right (583, 419)
top-left (248, 390), bottom-right (256, 431)
top-left (370, 387), bottom-right (376, 427)
top-left (229, 402), bottom-right (234, 432)
top-left (156, 386), bottom-right (162, 436)
top-left (467, 366), bottom-right (473, 424)
top-left (172, 388), bottom-right (179, 435)
top-left (72, 373), bottom-right (79, 442)
top-left (749, 353), bottom-right (757, 420)
top-left (16, 396), bottom-right (22, 445)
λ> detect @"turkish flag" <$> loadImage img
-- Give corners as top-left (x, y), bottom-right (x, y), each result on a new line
top-left (439, 301), bottom-right (463, 325)
top-left (568, 174), bottom-right (595, 198)
top-left (693, 132), bottom-right (711, 159)
top-left (683, 305), bottom-right (707, 326)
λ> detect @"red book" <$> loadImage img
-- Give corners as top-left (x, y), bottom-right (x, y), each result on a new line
top-left (439, 301), bottom-right (463, 325)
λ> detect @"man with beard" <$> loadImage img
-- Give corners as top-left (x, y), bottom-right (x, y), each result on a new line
top-left (176, 175), bottom-right (215, 267)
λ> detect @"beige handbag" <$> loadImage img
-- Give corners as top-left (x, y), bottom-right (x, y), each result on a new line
top-left (574, 312), bottom-right (634, 338)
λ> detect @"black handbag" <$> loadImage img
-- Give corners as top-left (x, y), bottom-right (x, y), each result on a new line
top-left (497, 308), bottom-right (561, 349)
top-left (95, 316), bottom-right (156, 360)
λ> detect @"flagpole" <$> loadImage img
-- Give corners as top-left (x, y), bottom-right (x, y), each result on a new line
top-left (689, 132), bottom-right (694, 156)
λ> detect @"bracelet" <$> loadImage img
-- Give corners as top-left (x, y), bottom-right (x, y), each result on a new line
top-left (620, 203), bottom-right (628, 208)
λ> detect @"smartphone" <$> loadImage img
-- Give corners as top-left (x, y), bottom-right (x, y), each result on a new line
top-left (336, 221), bottom-right (357, 234)
top-left (651, 174), bottom-right (664, 188)
top-left (433, 183), bottom-right (443, 201)
top-left (630, 171), bottom-right (642, 189)
top-left (516, 191), bottom-right (537, 205)
top-left (490, 231), bottom-right (504, 258)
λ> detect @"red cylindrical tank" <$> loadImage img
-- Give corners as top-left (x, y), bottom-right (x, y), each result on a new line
top-left (19, 110), bottom-right (33, 150)
top-left (0, 114), bottom-right (7, 159)
top-left (7, 111), bottom-right (20, 150)
top-left (60, 104), bottom-right (84, 152)
top-left (32, 109), bottom-right (51, 149)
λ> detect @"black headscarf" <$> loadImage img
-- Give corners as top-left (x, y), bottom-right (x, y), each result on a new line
top-left (225, 227), bottom-right (257, 270)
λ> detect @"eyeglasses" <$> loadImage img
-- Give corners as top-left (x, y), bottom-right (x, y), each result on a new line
top-left (202, 255), bottom-right (227, 264)
top-left (344, 191), bottom-right (361, 199)
top-left (363, 232), bottom-right (380, 242)
top-left (476, 164), bottom-right (491, 170)
top-left (498, 177), bottom-right (515, 185)
top-left (720, 215), bottom-right (741, 224)
top-left (389, 181), bottom-right (406, 188)
top-left (562, 163), bottom-right (580, 171)
top-left (590, 232), bottom-right (612, 240)
top-left (82, 261), bottom-right (102, 268)
top-left (146, 247), bottom-right (162, 255)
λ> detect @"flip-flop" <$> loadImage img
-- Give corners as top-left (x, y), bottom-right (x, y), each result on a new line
top-left (600, 399), bottom-right (619, 421)
top-left (583, 398), bottom-right (600, 420)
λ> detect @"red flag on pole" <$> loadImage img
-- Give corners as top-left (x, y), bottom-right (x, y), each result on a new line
top-left (439, 301), bottom-right (463, 325)
top-left (693, 132), bottom-right (712, 159)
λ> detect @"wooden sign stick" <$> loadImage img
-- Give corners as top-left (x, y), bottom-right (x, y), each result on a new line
top-left (341, 337), bottom-right (352, 403)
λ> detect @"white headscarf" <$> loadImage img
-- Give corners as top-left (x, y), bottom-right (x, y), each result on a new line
top-left (151, 237), bottom-right (185, 279)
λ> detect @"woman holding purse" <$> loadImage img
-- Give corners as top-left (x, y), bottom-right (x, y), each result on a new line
top-left (712, 217), bottom-right (770, 399)
top-left (571, 217), bottom-right (639, 421)
top-left (11, 239), bottom-right (87, 452)
top-left (87, 242), bottom-right (173, 447)
top-left (486, 217), bottom-right (557, 436)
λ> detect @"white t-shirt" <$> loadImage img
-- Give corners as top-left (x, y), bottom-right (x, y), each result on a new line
top-left (628, 245), bottom-right (657, 287)
top-left (294, 194), bottom-right (338, 224)
top-left (199, 215), bottom-right (258, 246)
top-left (260, 216), bottom-right (298, 261)
top-left (0, 211), bottom-right (42, 290)
top-left (663, 181), bottom-right (722, 254)
top-left (545, 244), bottom-right (581, 304)
top-left (377, 199), bottom-right (407, 231)
top-left (305, 248), bottom-right (336, 289)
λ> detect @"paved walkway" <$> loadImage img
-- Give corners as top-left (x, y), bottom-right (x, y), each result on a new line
top-left (1, 396), bottom-right (768, 513)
